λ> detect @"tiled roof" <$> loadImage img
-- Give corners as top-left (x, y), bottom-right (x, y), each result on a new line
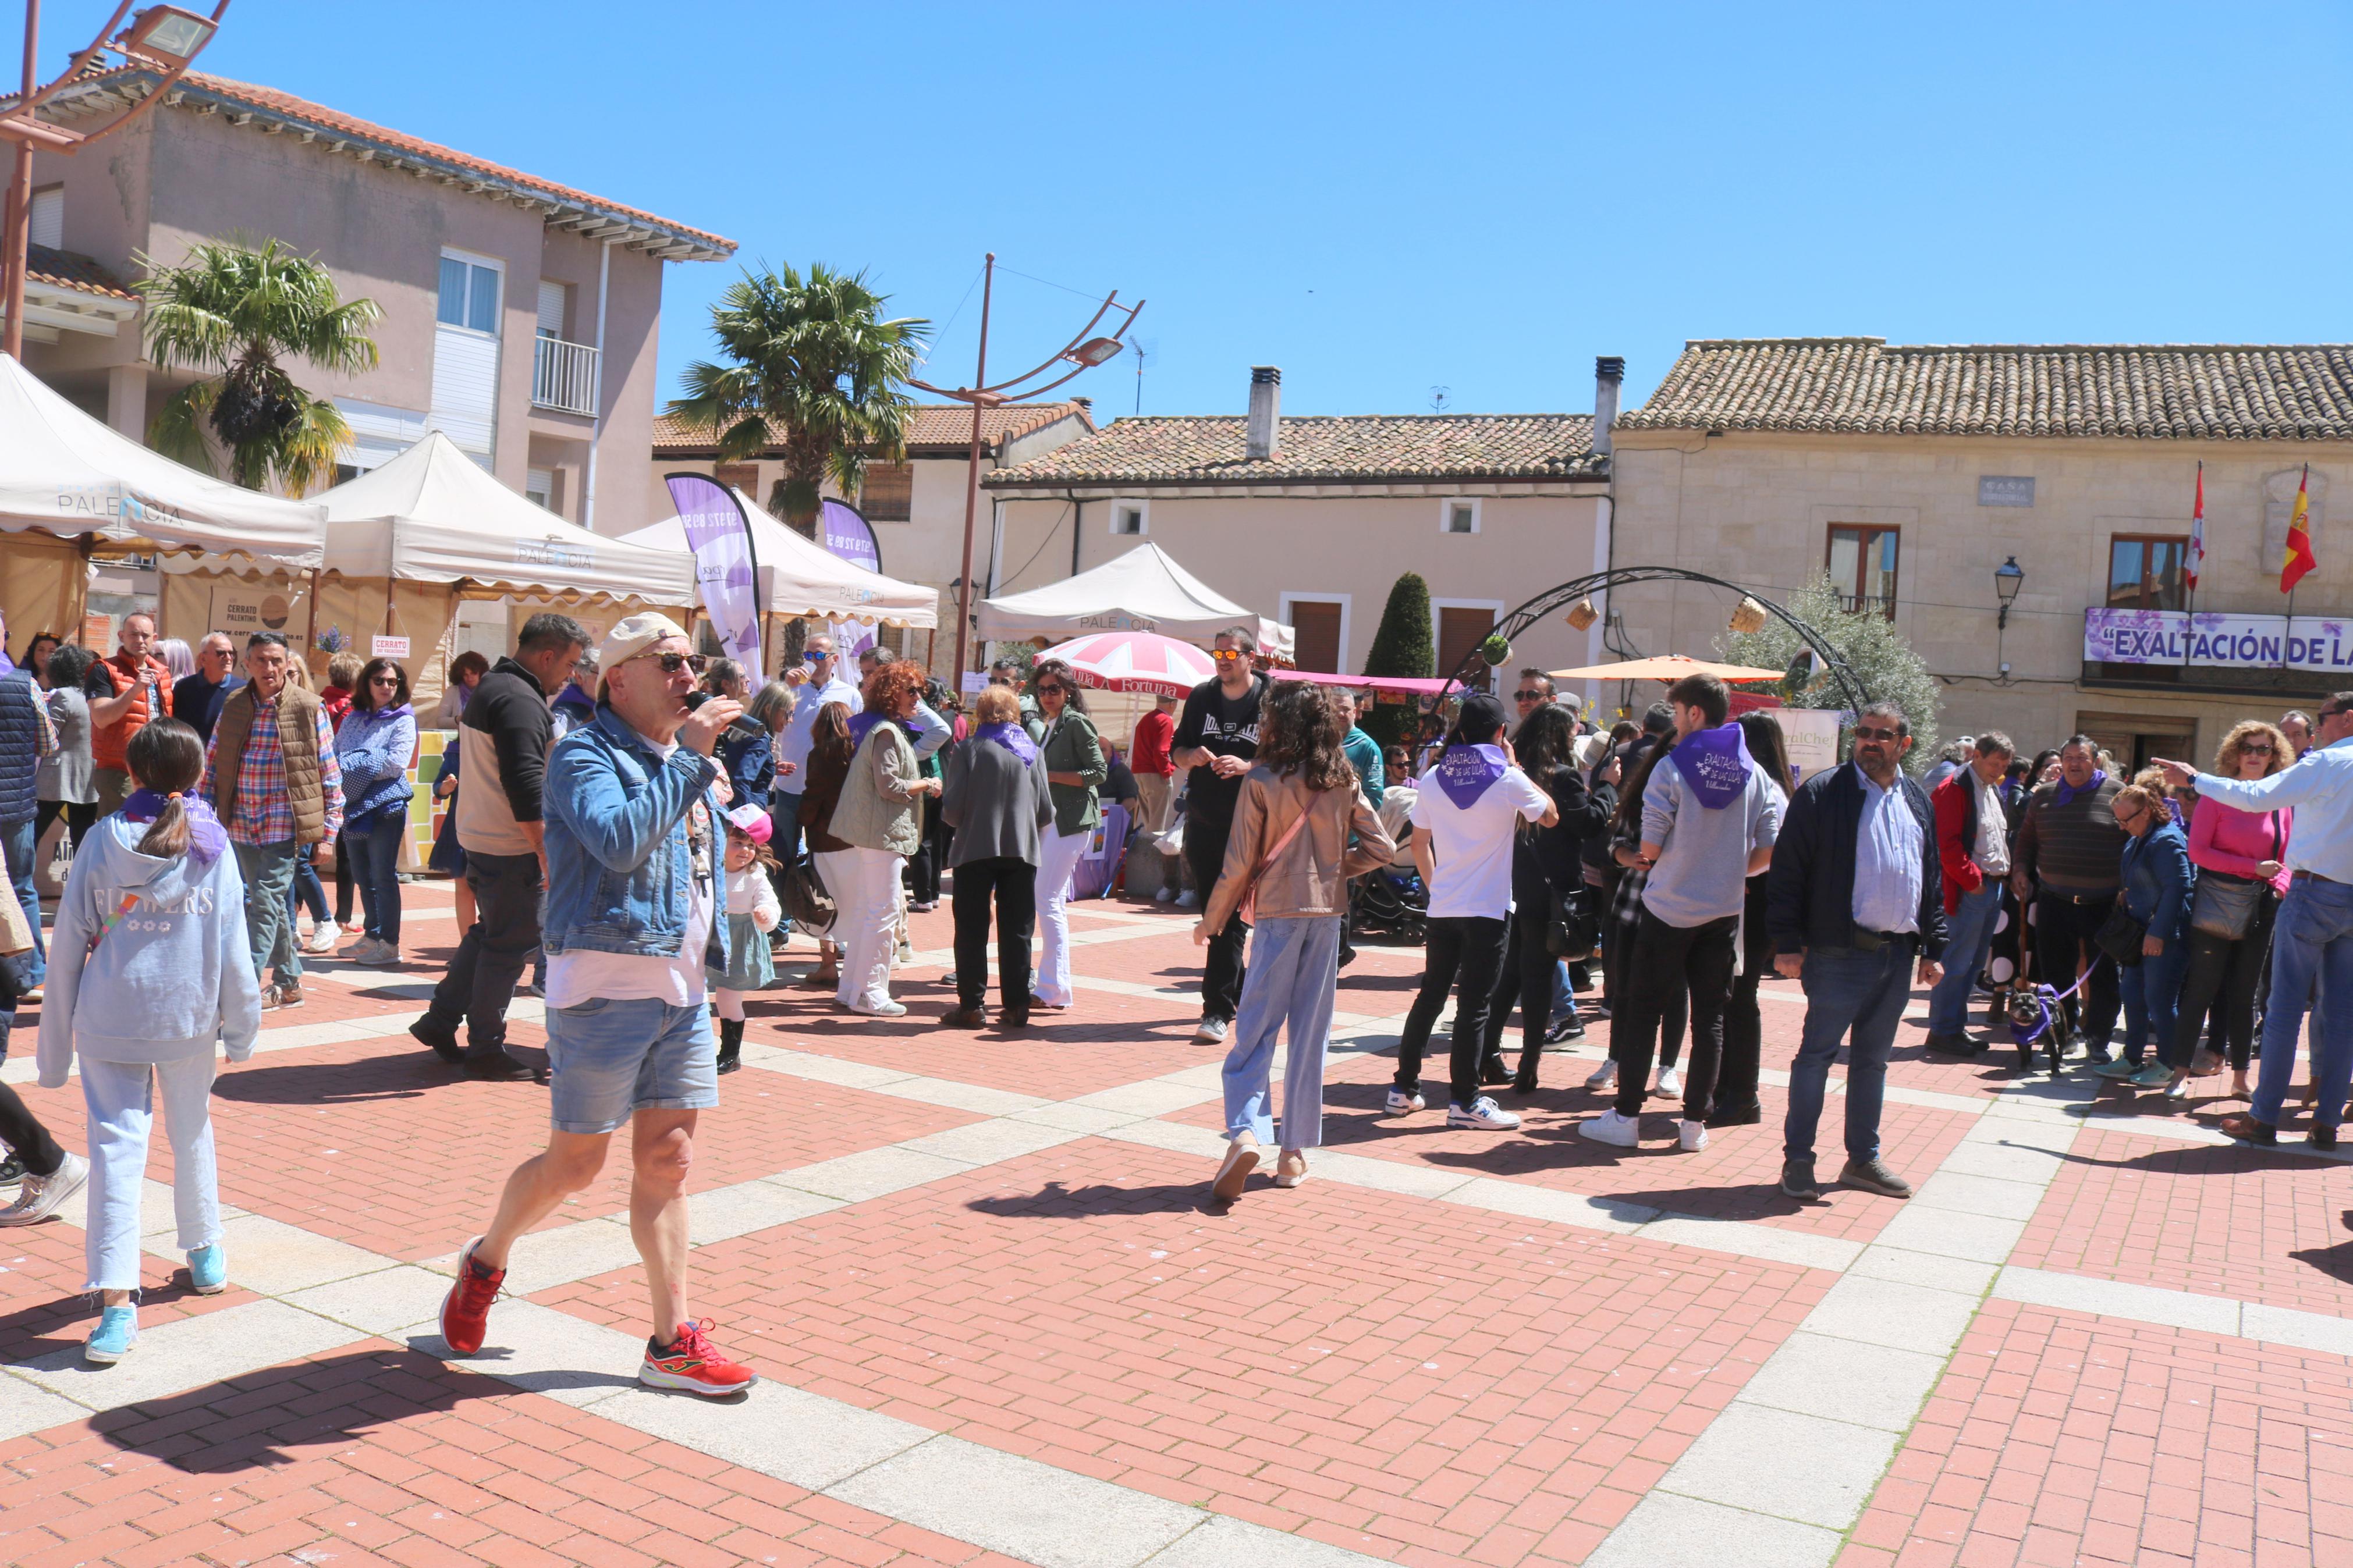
top-left (26, 243), bottom-right (133, 302)
top-left (29, 69), bottom-right (733, 262)
top-left (1618, 337), bottom-right (2353, 442)
top-left (653, 402), bottom-right (1093, 456)
top-left (981, 414), bottom-right (1602, 489)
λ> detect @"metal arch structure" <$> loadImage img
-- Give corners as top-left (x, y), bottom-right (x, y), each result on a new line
top-left (1436, 566), bottom-right (1874, 716)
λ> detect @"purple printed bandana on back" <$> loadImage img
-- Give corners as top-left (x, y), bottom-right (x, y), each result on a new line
top-left (1670, 723), bottom-right (1752, 810)
top-left (1432, 744), bottom-right (1507, 808)
top-left (976, 720), bottom-right (1037, 765)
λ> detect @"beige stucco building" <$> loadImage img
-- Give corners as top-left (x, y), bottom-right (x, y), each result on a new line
top-left (1607, 339), bottom-right (2353, 769)
top-left (651, 400), bottom-right (1096, 666)
top-left (977, 366), bottom-right (1618, 687)
top-left (15, 67), bottom-right (732, 535)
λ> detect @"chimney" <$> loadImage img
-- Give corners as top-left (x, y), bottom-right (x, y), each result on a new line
top-left (1592, 355), bottom-right (1624, 457)
top-left (1071, 396), bottom-right (1092, 412)
top-left (1246, 365), bottom-right (1281, 461)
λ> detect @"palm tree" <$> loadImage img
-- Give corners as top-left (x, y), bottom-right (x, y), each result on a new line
top-left (137, 237), bottom-right (382, 495)
top-left (665, 264), bottom-right (931, 534)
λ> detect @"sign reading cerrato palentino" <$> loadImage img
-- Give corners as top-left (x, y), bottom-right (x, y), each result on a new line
top-left (2084, 607), bottom-right (2353, 672)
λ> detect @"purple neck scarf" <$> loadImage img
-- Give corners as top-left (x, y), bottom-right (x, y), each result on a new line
top-left (2053, 769), bottom-right (2107, 808)
top-left (847, 709), bottom-right (903, 749)
top-left (1670, 723), bottom-right (1753, 810)
top-left (122, 788), bottom-right (227, 866)
top-left (1431, 744), bottom-right (1508, 808)
top-left (975, 720), bottom-right (1037, 765)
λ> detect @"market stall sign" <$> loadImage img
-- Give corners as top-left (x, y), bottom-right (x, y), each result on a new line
top-left (2083, 608), bottom-right (2353, 673)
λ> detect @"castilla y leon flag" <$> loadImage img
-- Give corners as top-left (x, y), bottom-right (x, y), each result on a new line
top-left (2283, 463), bottom-right (2318, 593)
top-left (2185, 461), bottom-right (2205, 592)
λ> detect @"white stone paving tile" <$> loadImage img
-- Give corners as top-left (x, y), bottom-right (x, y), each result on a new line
top-left (1734, 1331), bottom-right (1949, 1432)
top-left (1637, 1214), bottom-right (1864, 1274)
top-left (146, 1212), bottom-right (396, 1296)
top-left (772, 1144), bottom-right (973, 1203)
top-left (283, 1264), bottom-right (456, 1337)
top-left (595, 1378), bottom-right (933, 1492)
top-left (830, 1433), bottom-right (1202, 1568)
top-left (1141, 1514), bottom-right (1392, 1566)
top-left (412, 1298), bottom-right (644, 1407)
top-left (1804, 1274), bottom-right (1984, 1357)
top-left (1585, 1492), bottom-right (1840, 1568)
top-left (2240, 1302), bottom-right (2353, 1357)
top-left (0, 1371), bottom-right (98, 1442)
top-left (444, 1217), bottom-right (643, 1292)
top-left (740, 1045), bottom-right (916, 1089)
top-left (1442, 1175), bottom-right (1654, 1234)
top-left (1303, 1149), bottom-right (1474, 1199)
top-left (1070, 1079), bottom-right (1221, 1118)
top-left (1870, 1204), bottom-right (2027, 1264)
top-left (12, 1298), bottom-right (365, 1411)
top-left (1847, 1245), bottom-right (1998, 1298)
top-left (1655, 1403), bottom-right (1901, 1530)
top-left (900, 1117), bottom-right (1083, 1168)
top-left (693, 1178), bottom-right (842, 1242)
top-left (1911, 1169), bottom-right (2050, 1222)
top-left (882, 1075), bottom-right (1052, 1115)
top-left (1099, 1118), bottom-right (1229, 1159)
top-left (1992, 1267), bottom-right (2242, 1335)
top-left (1935, 1137), bottom-right (2075, 1183)
top-left (1010, 1101), bottom-right (1147, 1135)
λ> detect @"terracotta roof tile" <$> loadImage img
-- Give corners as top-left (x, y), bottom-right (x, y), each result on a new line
top-left (25, 243), bottom-right (133, 302)
top-left (981, 413), bottom-right (1602, 489)
top-left (1618, 337), bottom-right (2353, 441)
top-left (653, 401), bottom-right (1093, 456)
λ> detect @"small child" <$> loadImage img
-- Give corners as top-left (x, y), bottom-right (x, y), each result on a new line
top-left (709, 805), bottom-right (780, 1075)
top-left (37, 718), bottom-right (261, 1364)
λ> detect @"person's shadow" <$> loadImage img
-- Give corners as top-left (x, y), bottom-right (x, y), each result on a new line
top-left (2290, 1210), bottom-right (2353, 1289)
top-left (967, 1178), bottom-right (1227, 1219)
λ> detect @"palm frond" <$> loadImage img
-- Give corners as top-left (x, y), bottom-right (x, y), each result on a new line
top-left (147, 381), bottom-right (220, 475)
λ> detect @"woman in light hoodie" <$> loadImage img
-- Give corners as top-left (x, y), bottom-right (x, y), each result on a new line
top-left (38, 717), bottom-right (262, 1364)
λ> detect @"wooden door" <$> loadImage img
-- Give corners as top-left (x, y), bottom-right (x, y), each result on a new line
top-left (1438, 606), bottom-right (1496, 688)
top-left (1289, 600), bottom-right (1343, 674)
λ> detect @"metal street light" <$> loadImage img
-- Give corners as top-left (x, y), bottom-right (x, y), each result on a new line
top-left (1, 2), bottom-right (230, 360)
top-left (1994, 555), bottom-right (2024, 630)
top-left (907, 253), bottom-right (1145, 687)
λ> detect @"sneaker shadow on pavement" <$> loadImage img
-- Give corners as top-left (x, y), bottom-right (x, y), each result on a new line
top-left (210, 1050), bottom-right (470, 1105)
top-left (967, 1179), bottom-right (1230, 1219)
top-left (399, 1333), bottom-right (656, 1398)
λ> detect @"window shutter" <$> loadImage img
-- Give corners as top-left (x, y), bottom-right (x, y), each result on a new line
top-left (28, 187), bottom-right (62, 250)
top-left (860, 463), bottom-right (914, 522)
top-left (430, 325), bottom-right (500, 456)
top-left (537, 280), bottom-right (566, 339)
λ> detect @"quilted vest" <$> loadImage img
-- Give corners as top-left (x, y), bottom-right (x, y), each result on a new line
top-left (211, 681), bottom-right (326, 845)
top-left (90, 651), bottom-right (173, 771)
top-left (0, 673), bottom-right (41, 825)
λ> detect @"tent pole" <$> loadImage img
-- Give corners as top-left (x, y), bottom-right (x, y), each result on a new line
top-left (303, 567), bottom-right (320, 669)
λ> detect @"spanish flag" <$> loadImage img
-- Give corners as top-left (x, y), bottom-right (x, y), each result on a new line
top-left (2283, 464), bottom-right (2318, 593)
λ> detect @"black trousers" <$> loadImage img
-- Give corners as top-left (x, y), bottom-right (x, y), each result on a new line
top-left (0, 1006), bottom-right (65, 1176)
top-left (1396, 915), bottom-right (1509, 1108)
top-left (1613, 908), bottom-right (1738, 1121)
top-left (908, 796), bottom-right (944, 904)
top-left (2167, 895), bottom-right (2279, 1070)
top-left (1186, 821), bottom-right (1248, 1022)
top-left (34, 798), bottom-right (94, 853)
top-left (332, 827), bottom-right (356, 925)
top-left (1718, 874), bottom-right (1774, 1112)
top-left (1481, 906), bottom-right (1556, 1065)
top-left (1605, 908), bottom-right (1686, 1068)
top-left (425, 849), bottom-right (542, 1058)
top-left (952, 856), bottom-right (1035, 1011)
top-left (2032, 888), bottom-right (2123, 1049)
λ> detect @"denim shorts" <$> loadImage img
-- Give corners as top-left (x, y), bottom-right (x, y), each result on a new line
top-left (544, 996), bottom-right (719, 1135)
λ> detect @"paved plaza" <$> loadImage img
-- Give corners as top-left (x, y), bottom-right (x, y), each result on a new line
top-left (3, 880), bottom-right (2351, 1568)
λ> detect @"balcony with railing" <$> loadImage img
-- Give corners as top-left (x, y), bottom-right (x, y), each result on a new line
top-left (532, 334), bottom-right (600, 417)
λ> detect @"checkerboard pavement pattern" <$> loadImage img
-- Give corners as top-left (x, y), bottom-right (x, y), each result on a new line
top-left (2, 879), bottom-right (2351, 1566)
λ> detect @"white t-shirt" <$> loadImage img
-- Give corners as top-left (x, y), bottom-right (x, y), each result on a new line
top-left (1408, 762), bottom-right (1550, 922)
top-left (545, 734), bottom-right (715, 1009)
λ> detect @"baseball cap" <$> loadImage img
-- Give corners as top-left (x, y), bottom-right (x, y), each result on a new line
top-left (725, 803), bottom-right (772, 843)
top-left (1454, 693), bottom-right (1509, 744)
top-left (596, 611), bottom-right (691, 671)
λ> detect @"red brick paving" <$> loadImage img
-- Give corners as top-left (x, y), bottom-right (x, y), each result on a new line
top-left (537, 1136), bottom-right (1829, 1567)
top-left (1835, 1298), bottom-right (2353, 1568)
top-left (0, 1208), bottom-right (257, 1363)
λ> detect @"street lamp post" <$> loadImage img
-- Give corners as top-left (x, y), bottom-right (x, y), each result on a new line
top-left (1994, 554), bottom-right (2025, 680)
top-left (1, 3), bottom-right (226, 360)
top-left (907, 253), bottom-right (1142, 687)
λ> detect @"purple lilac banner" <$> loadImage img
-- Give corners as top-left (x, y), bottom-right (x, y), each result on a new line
top-left (2082, 608), bottom-right (2353, 674)
top-left (665, 473), bottom-right (762, 670)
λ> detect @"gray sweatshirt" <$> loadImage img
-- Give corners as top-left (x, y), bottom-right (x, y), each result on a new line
top-left (1639, 755), bottom-right (1782, 928)
top-left (37, 815), bottom-right (263, 1085)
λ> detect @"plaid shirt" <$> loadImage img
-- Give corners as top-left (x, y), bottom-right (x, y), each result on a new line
top-left (201, 699), bottom-right (344, 847)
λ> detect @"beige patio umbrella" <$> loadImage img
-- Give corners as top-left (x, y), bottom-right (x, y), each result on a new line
top-left (1546, 655), bottom-right (1786, 684)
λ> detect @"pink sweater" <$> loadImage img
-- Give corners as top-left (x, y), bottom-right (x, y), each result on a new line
top-left (2188, 798), bottom-right (2292, 894)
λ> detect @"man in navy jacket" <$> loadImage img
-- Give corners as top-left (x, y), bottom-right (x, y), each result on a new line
top-left (1767, 701), bottom-right (1946, 1201)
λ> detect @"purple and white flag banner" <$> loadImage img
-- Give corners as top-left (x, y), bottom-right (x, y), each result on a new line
top-left (665, 472), bottom-right (762, 671)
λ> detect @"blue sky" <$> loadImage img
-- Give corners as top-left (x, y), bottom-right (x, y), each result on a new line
top-left (197, 0), bottom-right (2352, 420)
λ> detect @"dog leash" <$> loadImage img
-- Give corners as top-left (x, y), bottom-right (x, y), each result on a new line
top-left (2011, 957), bottom-right (2108, 1046)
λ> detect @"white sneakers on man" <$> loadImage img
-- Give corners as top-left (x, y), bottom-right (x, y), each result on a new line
top-left (1656, 1065), bottom-right (1683, 1097)
top-left (1678, 1119), bottom-right (1709, 1153)
top-left (1446, 1097), bottom-right (1520, 1130)
top-left (304, 922), bottom-right (339, 955)
top-left (1584, 1059), bottom-right (1618, 1090)
top-left (1580, 1109), bottom-right (1640, 1147)
top-left (1385, 1089), bottom-right (1425, 1114)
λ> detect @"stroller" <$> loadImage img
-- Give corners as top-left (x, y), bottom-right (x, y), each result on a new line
top-left (1351, 864), bottom-right (1428, 945)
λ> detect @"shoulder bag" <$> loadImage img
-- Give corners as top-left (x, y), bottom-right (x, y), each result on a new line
top-left (780, 853), bottom-right (837, 937)
top-left (2093, 901), bottom-right (2146, 968)
top-left (2188, 814), bottom-right (2283, 941)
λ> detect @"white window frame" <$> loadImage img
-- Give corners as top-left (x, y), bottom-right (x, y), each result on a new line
top-left (1277, 591), bottom-right (1351, 675)
top-left (437, 246), bottom-right (506, 339)
top-left (1431, 596), bottom-right (1507, 689)
top-left (1439, 496), bottom-right (1481, 535)
top-left (1108, 497), bottom-right (1149, 537)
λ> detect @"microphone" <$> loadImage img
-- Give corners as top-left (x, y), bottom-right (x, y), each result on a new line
top-left (684, 689), bottom-right (766, 745)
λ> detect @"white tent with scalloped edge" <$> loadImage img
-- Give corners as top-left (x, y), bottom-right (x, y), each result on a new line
top-left (973, 541), bottom-right (1291, 660)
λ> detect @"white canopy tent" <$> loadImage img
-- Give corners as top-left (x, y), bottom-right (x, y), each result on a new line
top-left (620, 488), bottom-right (938, 667)
top-left (0, 353), bottom-right (326, 649)
top-left (974, 541), bottom-right (1293, 662)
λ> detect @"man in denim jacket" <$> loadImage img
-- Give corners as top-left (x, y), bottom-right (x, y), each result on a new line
top-left (436, 613), bottom-right (758, 1398)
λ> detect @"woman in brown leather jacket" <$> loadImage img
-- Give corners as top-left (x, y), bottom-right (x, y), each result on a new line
top-left (1195, 681), bottom-right (1394, 1201)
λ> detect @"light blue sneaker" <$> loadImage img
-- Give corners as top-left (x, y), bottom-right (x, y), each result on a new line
top-left (84, 1304), bottom-right (137, 1364)
top-left (187, 1243), bottom-right (227, 1295)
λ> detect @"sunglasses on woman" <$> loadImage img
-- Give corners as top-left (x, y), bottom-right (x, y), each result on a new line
top-left (1036, 683), bottom-right (1067, 696)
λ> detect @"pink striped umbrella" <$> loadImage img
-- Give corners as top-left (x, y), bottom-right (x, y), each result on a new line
top-left (1034, 630), bottom-right (1216, 697)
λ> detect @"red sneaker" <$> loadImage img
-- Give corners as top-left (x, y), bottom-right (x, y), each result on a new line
top-left (640, 1318), bottom-right (757, 1396)
top-left (439, 1236), bottom-right (505, 1356)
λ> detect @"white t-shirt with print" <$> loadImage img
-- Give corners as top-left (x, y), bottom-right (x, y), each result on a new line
top-left (1409, 764), bottom-right (1550, 922)
top-left (545, 733), bottom-right (715, 1009)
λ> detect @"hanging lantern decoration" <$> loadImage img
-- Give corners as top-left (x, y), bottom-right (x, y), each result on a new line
top-left (1728, 596), bottom-right (1769, 634)
top-left (1564, 598), bottom-right (1599, 631)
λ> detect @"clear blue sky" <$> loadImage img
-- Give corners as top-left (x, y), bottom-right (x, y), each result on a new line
top-left (194, 0), bottom-right (2352, 420)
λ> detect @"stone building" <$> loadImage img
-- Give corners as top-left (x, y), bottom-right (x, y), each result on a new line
top-left (1607, 338), bottom-right (2353, 767)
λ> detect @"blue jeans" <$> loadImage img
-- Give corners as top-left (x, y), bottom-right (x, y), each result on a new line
top-left (350, 811), bottom-right (404, 945)
top-left (234, 840), bottom-right (301, 986)
top-left (1223, 915), bottom-right (1343, 1148)
top-left (2116, 941), bottom-right (2187, 1067)
top-left (2, 816), bottom-right (44, 987)
top-left (2251, 877), bottom-right (2353, 1128)
top-left (286, 842), bottom-right (330, 926)
top-left (1551, 960), bottom-right (1579, 1025)
top-left (545, 995), bottom-right (718, 1135)
top-left (1784, 941), bottom-right (1914, 1165)
top-left (1926, 881), bottom-right (2001, 1033)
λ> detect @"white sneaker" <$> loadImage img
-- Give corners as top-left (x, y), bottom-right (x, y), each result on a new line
top-left (1446, 1097), bottom-right (1521, 1130)
top-left (849, 998), bottom-right (908, 1018)
top-left (1385, 1089), bottom-right (1425, 1114)
top-left (1656, 1065), bottom-right (1683, 1097)
top-left (0, 1151), bottom-right (88, 1225)
top-left (1584, 1059), bottom-right (1619, 1089)
top-left (1154, 886), bottom-right (1176, 903)
top-left (305, 923), bottom-right (340, 955)
top-left (1678, 1119), bottom-right (1709, 1153)
top-left (1193, 1016), bottom-right (1229, 1045)
top-left (1174, 890), bottom-right (1199, 909)
top-left (1580, 1109), bottom-right (1641, 1146)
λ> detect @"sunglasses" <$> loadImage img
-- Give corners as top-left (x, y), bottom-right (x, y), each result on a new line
top-left (803, 649), bottom-right (831, 664)
top-left (1036, 683), bottom-right (1067, 696)
top-left (643, 652), bottom-right (706, 675)
top-left (1514, 691), bottom-right (1546, 703)
top-left (369, 674), bottom-right (399, 687)
top-left (1853, 726), bottom-right (1902, 742)
top-left (1210, 648), bottom-right (1246, 662)
top-left (2242, 742), bottom-right (2276, 755)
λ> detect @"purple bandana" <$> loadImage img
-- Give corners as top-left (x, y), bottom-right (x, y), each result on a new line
top-left (1431, 744), bottom-right (1508, 808)
top-left (2052, 768), bottom-right (2107, 808)
top-left (122, 788), bottom-right (228, 865)
top-left (975, 720), bottom-right (1037, 765)
top-left (1669, 723), bottom-right (1753, 810)
top-left (847, 709), bottom-right (900, 749)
